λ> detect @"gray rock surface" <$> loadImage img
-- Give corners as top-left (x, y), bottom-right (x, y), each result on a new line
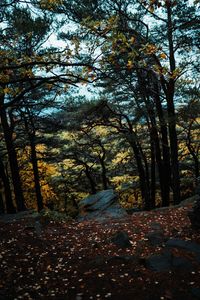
top-left (166, 238), bottom-right (200, 254)
top-left (146, 222), bottom-right (167, 246)
top-left (0, 210), bottom-right (34, 223)
top-left (146, 231), bottom-right (166, 246)
top-left (111, 231), bottom-right (132, 248)
top-left (77, 189), bottom-right (127, 221)
top-left (145, 251), bottom-right (172, 272)
top-left (145, 250), bottom-right (193, 272)
top-left (172, 256), bottom-right (193, 270)
top-left (191, 287), bottom-right (200, 299)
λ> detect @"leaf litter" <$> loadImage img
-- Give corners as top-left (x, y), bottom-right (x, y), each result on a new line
top-left (0, 204), bottom-right (200, 299)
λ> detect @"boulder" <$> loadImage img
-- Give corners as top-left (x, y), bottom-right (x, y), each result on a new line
top-left (146, 231), bottom-right (166, 246)
top-left (145, 250), bottom-right (193, 272)
top-left (180, 195), bottom-right (199, 207)
top-left (146, 222), bottom-right (166, 246)
top-left (77, 189), bottom-right (127, 221)
top-left (188, 196), bottom-right (200, 229)
top-left (111, 231), bottom-right (132, 248)
top-left (191, 287), bottom-right (200, 299)
top-left (145, 251), bottom-right (172, 272)
top-left (172, 256), bottom-right (193, 270)
top-left (166, 238), bottom-right (200, 254)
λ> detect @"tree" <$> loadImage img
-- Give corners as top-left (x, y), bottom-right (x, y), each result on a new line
top-left (60, 0), bottom-right (199, 206)
top-left (0, 2), bottom-right (95, 212)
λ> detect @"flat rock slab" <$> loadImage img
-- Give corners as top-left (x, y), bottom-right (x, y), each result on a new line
top-left (172, 256), bottom-right (193, 270)
top-left (78, 189), bottom-right (117, 211)
top-left (77, 189), bottom-right (127, 221)
top-left (0, 210), bottom-right (34, 223)
top-left (191, 287), bottom-right (200, 299)
top-left (166, 239), bottom-right (200, 254)
top-left (145, 251), bottom-right (172, 272)
top-left (145, 250), bottom-right (193, 272)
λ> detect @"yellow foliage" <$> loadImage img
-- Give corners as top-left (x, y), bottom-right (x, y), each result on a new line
top-left (127, 60), bottom-right (134, 69)
top-left (0, 74), bottom-right (10, 83)
top-left (112, 151), bottom-right (130, 165)
top-left (169, 68), bottom-right (181, 79)
top-left (149, 5), bottom-right (154, 13)
top-left (119, 188), bottom-right (142, 208)
top-left (129, 36), bottom-right (135, 44)
top-left (93, 126), bottom-right (109, 137)
top-left (146, 44), bottom-right (157, 54)
top-left (46, 83), bottom-right (53, 90)
top-left (62, 159), bottom-right (76, 169)
top-left (39, 0), bottom-right (63, 9)
top-left (18, 146), bottom-right (58, 209)
top-left (3, 87), bottom-right (12, 94)
top-left (159, 53), bottom-right (167, 59)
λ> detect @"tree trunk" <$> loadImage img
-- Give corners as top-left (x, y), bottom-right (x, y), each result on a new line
top-left (99, 147), bottom-right (109, 190)
top-left (153, 82), bottom-right (171, 206)
top-left (138, 142), bottom-right (152, 209)
top-left (100, 158), bottom-right (108, 190)
top-left (0, 192), bottom-right (4, 214)
top-left (0, 178), bottom-right (5, 214)
top-left (29, 136), bottom-right (44, 212)
top-left (0, 156), bottom-right (16, 213)
top-left (165, 3), bottom-right (180, 204)
top-left (166, 81), bottom-right (180, 204)
top-left (150, 133), bottom-right (156, 209)
top-left (186, 123), bottom-right (199, 180)
top-left (0, 100), bottom-right (26, 211)
top-left (21, 108), bottom-right (44, 211)
top-left (193, 155), bottom-right (199, 180)
top-left (137, 70), bottom-right (170, 207)
top-left (84, 165), bottom-right (97, 194)
top-left (128, 135), bottom-right (151, 210)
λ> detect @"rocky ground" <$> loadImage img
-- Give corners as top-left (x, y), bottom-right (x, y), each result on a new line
top-left (0, 204), bottom-right (200, 300)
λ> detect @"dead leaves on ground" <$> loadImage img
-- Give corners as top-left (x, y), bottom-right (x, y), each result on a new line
top-left (0, 205), bottom-right (200, 299)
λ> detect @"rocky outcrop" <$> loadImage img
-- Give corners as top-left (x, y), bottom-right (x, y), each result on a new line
top-left (77, 189), bottom-right (127, 221)
top-left (145, 250), bottom-right (193, 272)
top-left (144, 238), bottom-right (200, 272)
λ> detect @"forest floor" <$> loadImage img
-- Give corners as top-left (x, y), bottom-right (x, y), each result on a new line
top-left (0, 204), bottom-right (200, 300)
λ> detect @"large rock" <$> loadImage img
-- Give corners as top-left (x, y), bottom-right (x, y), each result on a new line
top-left (146, 231), bottom-right (166, 246)
top-left (77, 189), bottom-right (127, 221)
top-left (188, 196), bottom-right (200, 229)
top-left (145, 251), bottom-right (172, 272)
top-left (146, 222), bottom-right (167, 246)
top-left (111, 231), bottom-right (132, 248)
top-left (145, 250), bottom-right (193, 272)
top-left (166, 238), bottom-right (200, 254)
